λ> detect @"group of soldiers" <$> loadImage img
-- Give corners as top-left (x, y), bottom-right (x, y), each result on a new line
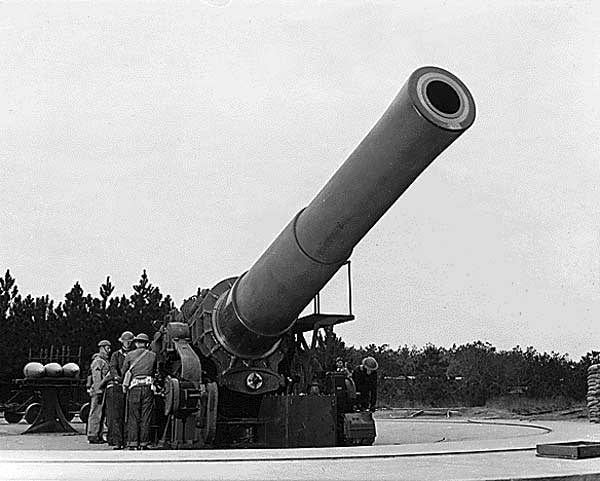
top-left (86, 331), bottom-right (157, 449)
top-left (84, 330), bottom-right (379, 449)
top-left (334, 355), bottom-right (379, 411)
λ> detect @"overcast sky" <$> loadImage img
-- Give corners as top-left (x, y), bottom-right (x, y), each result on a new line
top-left (1, 1), bottom-right (598, 359)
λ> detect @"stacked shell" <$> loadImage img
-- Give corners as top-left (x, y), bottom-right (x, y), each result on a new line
top-left (22, 362), bottom-right (80, 379)
top-left (587, 364), bottom-right (600, 423)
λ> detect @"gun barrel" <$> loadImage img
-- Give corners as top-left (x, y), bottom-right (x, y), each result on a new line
top-left (213, 66), bottom-right (476, 359)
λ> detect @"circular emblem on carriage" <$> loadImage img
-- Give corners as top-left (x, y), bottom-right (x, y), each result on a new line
top-left (246, 372), bottom-right (263, 390)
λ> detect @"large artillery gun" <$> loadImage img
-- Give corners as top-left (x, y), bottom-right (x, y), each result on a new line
top-left (153, 66), bottom-right (476, 448)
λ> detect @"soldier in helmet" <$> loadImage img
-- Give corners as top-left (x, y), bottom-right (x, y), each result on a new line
top-left (352, 356), bottom-right (379, 411)
top-left (122, 333), bottom-right (157, 450)
top-left (334, 356), bottom-right (352, 377)
top-left (106, 331), bottom-right (134, 449)
top-left (87, 339), bottom-right (112, 444)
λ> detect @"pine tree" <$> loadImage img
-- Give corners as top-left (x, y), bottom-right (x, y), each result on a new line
top-left (60, 282), bottom-right (94, 364)
top-left (0, 269), bottom-right (18, 320)
top-left (98, 276), bottom-right (130, 344)
top-left (0, 270), bottom-right (20, 380)
top-left (99, 276), bottom-right (114, 310)
top-left (105, 295), bottom-right (130, 345)
top-left (129, 270), bottom-right (173, 337)
top-left (8, 294), bottom-right (60, 376)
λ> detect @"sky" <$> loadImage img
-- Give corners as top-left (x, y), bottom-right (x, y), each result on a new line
top-left (1, 1), bottom-right (599, 359)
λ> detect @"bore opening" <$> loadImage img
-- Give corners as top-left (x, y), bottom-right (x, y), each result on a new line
top-left (425, 80), bottom-right (461, 115)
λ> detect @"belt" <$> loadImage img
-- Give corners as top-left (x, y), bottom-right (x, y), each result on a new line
top-left (130, 376), bottom-right (153, 389)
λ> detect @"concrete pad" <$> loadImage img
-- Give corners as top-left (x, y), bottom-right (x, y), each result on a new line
top-left (1, 418), bottom-right (600, 480)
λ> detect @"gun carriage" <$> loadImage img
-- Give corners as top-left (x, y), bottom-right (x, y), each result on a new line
top-left (152, 66), bottom-right (476, 448)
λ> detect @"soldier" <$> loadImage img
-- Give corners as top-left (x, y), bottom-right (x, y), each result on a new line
top-left (87, 339), bottom-right (112, 444)
top-left (352, 356), bottom-right (379, 411)
top-left (307, 354), bottom-right (324, 394)
top-left (334, 357), bottom-right (352, 377)
top-left (106, 330), bottom-right (134, 449)
top-left (122, 333), bottom-right (157, 450)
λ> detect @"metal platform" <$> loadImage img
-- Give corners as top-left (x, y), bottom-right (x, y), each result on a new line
top-left (293, 313), bottom-right (354, 334)
top-left (537, 441), bottom-right (600, 459)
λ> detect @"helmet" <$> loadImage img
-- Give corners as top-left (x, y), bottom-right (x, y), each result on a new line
top-left (335, 357), bottom-right (344, 363)
top-left (119, 331), bottom-right (134, 342)
top-left (362, 356), bottom-right (379, 370)
top-left (97, 339), bottom-right (111, 348)
top-left (133, 333), bottom-right (150, 343)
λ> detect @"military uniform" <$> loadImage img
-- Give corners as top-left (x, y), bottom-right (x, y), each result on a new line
top-left (106, 348), bottom-right (128, 447)
top-left (86, 351), bottom-right (110, 442)
top-left (352, 365), bottom-right (378, 410)
top-left (123, 346), bottom-right (157, 448)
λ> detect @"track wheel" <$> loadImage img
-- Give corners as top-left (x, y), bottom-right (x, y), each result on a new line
top-left (163, 377), bottom-right (181, 415)
top-left (203, 382), bottom-right (218, 444)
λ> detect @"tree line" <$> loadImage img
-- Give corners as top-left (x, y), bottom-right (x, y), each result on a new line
top-left (0, 269), bottom-right (173, 386)
top-left (1, 269), bottom-right (597, 407)
top-left (337, 341), bottom-right (599, 407)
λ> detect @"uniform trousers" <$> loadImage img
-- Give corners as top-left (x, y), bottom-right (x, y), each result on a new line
top-left (105, 385), bottom-right (126, 447)
top-left (356, 392), bottom-right (372, 410)
top-left (86, 392), bottom-right (105, 441)
top-left (126, 385), bottom-right (154, 447)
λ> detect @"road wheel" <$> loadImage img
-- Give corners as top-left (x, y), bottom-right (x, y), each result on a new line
top-left (4, 409), bottom-right (23, 424)
top-left (79, 402), bottom-right (90, 424)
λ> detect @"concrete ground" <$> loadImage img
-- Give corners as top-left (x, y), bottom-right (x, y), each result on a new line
top-left (1, 416), bottom-right (600, 480)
